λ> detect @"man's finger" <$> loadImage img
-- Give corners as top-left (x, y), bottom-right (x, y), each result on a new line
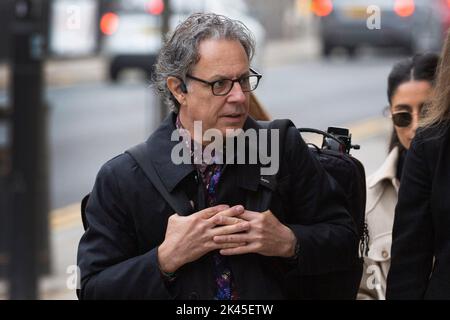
top-left (199, 204), bottom-right (230, 219)
top-left (209, 215), bottom-right (244, 226)
top-left (210, 221), bottom-right (250, 237)
top-left (218, 242), bottom-right (247, 249)
top-left (211, 205), bottom-right (245, 219)
top-left (220, 245), bottom-right (253, 256)
top-left (213, 234), bottom-right (249, 243)
top-left (235, 210), bottom-right (260, 221)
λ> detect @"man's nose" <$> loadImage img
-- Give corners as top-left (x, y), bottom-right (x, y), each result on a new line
top-left (228, 82), bottom-right (246, 102)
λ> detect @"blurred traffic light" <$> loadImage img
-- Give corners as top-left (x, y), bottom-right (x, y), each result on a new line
top-left (311, 0), bottom-right (333, 17)
top-left (146, 0), bottom-right (164, 16)
top-left (100, 12), bottom-right (119, 35)
top-left (394, 0), bottom-right (415, 17)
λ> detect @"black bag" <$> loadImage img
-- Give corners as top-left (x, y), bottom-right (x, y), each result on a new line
top-left (299, 127), bottom-right (368, 257)
top-left (253, 122), bottom-right (367, 299)
top-left (293, 127), bottom-right (368, 299)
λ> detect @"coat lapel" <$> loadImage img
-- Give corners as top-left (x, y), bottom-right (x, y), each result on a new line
top-left (144, 113), bottom-right (195, 215)
top-left (366, 147), bottom-right (400, 212)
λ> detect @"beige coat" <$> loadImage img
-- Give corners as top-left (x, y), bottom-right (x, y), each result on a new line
top-left (358, 147), bottom-right (400, 300)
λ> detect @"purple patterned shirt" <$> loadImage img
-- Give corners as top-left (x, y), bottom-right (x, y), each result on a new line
top-left (175, 116), bottom-right (239, 300)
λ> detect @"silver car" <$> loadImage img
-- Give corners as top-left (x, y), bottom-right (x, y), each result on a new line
top-left (318, 0), bottom-right (445, 57)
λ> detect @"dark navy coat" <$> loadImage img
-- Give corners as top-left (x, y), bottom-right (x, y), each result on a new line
top-left (387, 123), bottom-right (450, 299)
top-left (77, 113), bottom-right (357, 299)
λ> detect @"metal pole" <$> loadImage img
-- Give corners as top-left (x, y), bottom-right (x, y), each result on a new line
top-left (158, 0), bottom-right (171, 123)
top-left (0, 107), bottom-right (12, 280)
top-left (9, 0), bottom-right (49, 299)
top-left (0, 0), bottom-right (15, 284)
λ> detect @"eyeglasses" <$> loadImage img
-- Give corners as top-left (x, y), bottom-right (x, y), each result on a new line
top-left (391, 108), bottom-right (427, 127)
top-left (185, 68), bottom-right (262, 96)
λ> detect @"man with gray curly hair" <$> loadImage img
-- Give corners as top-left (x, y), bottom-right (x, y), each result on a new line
top-left (154, 13), bottom-right (256, 115)
top-left (77, 13), bottom-right (357, 300)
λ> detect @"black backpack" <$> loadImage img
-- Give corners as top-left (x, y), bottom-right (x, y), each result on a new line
top-left (80, 121), bottom-right (368, 299)
top-left (293, 126), bottom-right (368, 299)
top-left (253, 121), bottom-right (367, 299)
top-left (299, 127), bottom-right (368, 258)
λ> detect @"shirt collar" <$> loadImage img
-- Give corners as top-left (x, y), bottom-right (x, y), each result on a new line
top-left (175, 114), bottom-right (224, 167)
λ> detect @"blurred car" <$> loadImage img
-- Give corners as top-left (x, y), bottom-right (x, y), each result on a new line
top-left (50, 0), bottom-right (100, 57)
top-left (99, 0), bottom-right (162, 81)
top-left (315, 0), bottom-right (446, 57)
top-left (436, 0), bottom-right (450, 35)
top-left (99, 0), bottom-right (266, 82)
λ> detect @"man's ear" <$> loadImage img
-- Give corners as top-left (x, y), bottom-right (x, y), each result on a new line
top-left (167, 77), bottom-right (187, 105)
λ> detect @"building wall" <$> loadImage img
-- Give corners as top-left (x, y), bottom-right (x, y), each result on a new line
top-left (245, 0), bottom-right (298, 40)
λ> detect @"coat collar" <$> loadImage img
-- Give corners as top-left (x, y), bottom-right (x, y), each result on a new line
top-left (144, 112), bottom-right (194, 192)
top-left (144, 112), bottom-right (264, 193)
top-left (367, 146), bottom-right (400, 191)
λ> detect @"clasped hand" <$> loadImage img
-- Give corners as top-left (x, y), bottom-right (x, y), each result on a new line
top-left (158, 204), bottom-right (297, 274)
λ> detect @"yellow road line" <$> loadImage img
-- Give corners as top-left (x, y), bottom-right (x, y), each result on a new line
top-left (346, 116), bottom-right (391, 141)
top-left (51, 203), bottom-right (82, 231)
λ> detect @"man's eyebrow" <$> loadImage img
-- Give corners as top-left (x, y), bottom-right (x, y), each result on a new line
top-left (210, 70), bottom-right (250, 80)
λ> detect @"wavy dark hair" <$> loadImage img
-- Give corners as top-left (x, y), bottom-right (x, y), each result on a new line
top-left (386, 53), bottom-right (439, 152)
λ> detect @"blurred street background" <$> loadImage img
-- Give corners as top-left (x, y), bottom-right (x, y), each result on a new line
top-left (0, 0), bottom-right (449, 299)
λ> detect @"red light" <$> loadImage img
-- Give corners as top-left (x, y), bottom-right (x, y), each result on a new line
top-left (146, 0), bottom-right (164, 15)
top-left (311, 0), bottom-right (333, 17)
top-left (394, 0), bottom-right (415, 17)
top-left (447, 0), bottom-right (450, 8)
top-left (100, 12), bottom-right (119, 35)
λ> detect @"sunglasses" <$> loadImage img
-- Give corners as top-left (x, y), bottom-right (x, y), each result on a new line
top-left (392, 112), bottom-right (414, 127)
top-left (391, 109), bottom-right (426, 127)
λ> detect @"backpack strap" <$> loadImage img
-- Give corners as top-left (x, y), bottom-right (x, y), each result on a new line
top-left (245, 119), bottom-right (295, 212)
top-left (126, 143), bottom-right (193, 216)
top-left (298, 128), bottom-right (346, 150)
top-left (258, 119), bottom-right (294, 158)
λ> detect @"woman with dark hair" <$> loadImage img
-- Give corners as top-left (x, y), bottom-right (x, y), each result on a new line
top-left (358, 53), bottom-right (439, 300)
top-left (386, 32), bottom-right (450, 299)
